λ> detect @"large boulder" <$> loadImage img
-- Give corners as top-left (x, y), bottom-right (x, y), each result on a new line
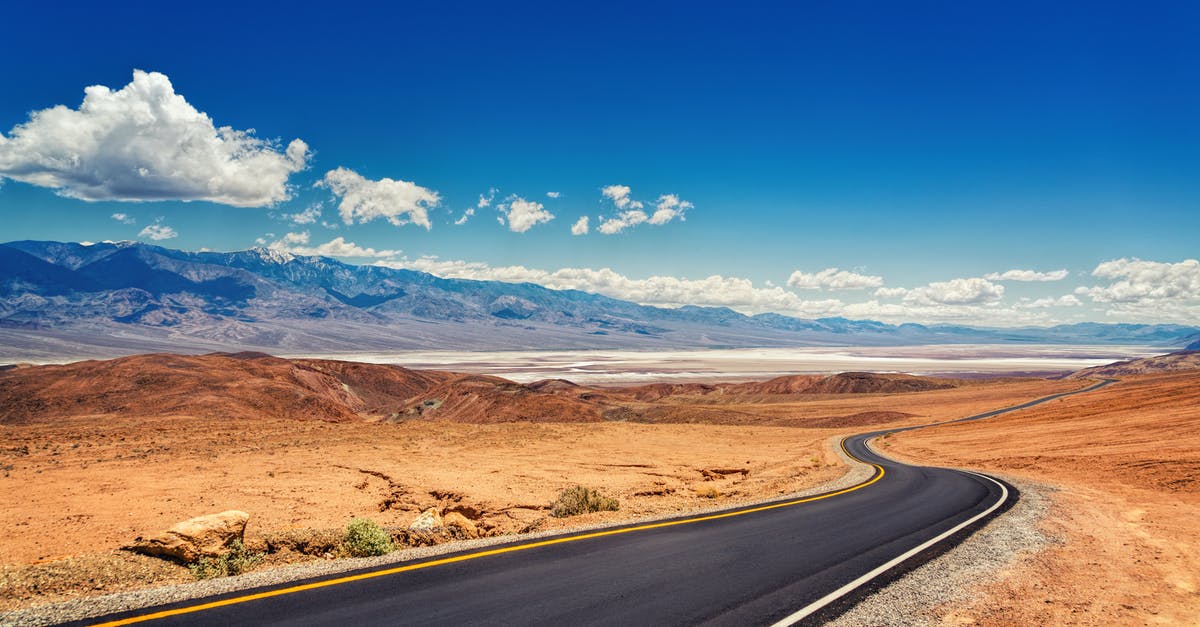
top-left (126, 510), bottom-right (250, 563)
top-left (408, 507), bottom-right (444, 532)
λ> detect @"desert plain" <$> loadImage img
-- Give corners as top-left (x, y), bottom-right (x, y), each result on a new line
top-left (0, 350), bottom-right (1197, 625)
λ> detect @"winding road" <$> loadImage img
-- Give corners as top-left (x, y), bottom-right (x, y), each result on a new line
top-left (86, 379), bottom-right (1115, 627)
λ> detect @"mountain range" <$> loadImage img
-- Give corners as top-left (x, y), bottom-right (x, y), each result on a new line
top-left (2, 240), bottom-right (1197, 361)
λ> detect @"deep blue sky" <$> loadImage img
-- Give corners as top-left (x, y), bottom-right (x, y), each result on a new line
top-left (1, 1), bottom-right (1198, 325)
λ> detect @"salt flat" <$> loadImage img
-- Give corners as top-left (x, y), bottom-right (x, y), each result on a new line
top-left (283, 344), bottom-right (1166, 383)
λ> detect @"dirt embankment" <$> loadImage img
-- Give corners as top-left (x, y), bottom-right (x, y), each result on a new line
top-left (883, 370), bottom-right (1200, 626)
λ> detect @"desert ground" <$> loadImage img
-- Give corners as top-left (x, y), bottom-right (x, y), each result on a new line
top-left (884, 369), bottom-right (1200, 625)
top-left (0, 353), bottom-right (1087, 612)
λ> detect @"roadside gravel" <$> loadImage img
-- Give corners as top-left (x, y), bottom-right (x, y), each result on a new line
top-left (1, 437), bottom-right (874, 627)
top-left (829, 475), bottom-right (1057, 627)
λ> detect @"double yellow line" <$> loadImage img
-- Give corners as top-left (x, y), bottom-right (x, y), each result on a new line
top-left (93, 441), bottom-right (885, 626)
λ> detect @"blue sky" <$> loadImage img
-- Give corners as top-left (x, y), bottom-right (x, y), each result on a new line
top-left (1, 1), bottom-right (1198, 326)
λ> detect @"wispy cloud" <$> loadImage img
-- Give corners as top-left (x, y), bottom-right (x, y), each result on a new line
top-left (985, 268), bottom-right (1069, 282)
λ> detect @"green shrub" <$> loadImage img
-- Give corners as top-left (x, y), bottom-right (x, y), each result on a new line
top-left (341, 517), bottom-right (394, 557)
top-left (189, 540), bottom-right (263, 580)
top-left (550, 485), bottom-right (620, 518)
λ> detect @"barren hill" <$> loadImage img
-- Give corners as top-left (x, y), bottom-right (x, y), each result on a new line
top-left (1066, 350), bottom-right (1200, 379)
top-left (0, 353), bottom-right (455, 425)
top-left (0, 354), bottom-right (972, 427)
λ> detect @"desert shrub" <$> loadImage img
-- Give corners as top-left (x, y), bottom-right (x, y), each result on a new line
top-left (550, 485), bottom-right (620, 518)
top-left (341, 517), bottom-right (394, 557)
top-left (189, 540), bottom-right (263, 580)
top-left (695, 486), bottom-right (722, 499)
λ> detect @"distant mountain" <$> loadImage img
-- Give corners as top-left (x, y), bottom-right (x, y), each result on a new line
top-left (2, 240), bottom-right (1198, 360)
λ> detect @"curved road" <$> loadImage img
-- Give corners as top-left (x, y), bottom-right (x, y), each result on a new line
top-left (87, 379), bottom-right (1114, 627)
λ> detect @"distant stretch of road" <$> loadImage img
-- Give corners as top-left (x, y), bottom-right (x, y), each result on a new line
top-left (86, 379), bottom-right (1115, 627)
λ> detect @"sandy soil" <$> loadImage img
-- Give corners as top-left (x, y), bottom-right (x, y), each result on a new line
top-left (883, 370), bottom-right (1200, 625)
top-left (0, 374), bottom-right (1080, 611)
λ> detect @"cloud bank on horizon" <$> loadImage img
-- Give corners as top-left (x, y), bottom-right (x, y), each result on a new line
top-left (1, 70), bottom-right (1197, 327)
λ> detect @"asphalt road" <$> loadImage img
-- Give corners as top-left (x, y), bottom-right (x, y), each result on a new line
top-left (88, 379), bottom-right (1115, 627)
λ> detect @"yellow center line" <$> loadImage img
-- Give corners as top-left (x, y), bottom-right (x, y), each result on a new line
top-left (92, 440), bottom-right (884, 626)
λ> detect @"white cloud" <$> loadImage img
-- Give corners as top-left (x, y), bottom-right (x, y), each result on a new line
top-left (371, 257), bottom-right (1060, 326)
top-left (546, 191), bottom-right (561, 199)
top-left (138, 223), bottom-right (177, 241)
top-left (0, 70), bottom-right (309, 207)
top-left (1077, 258), bottom-right (1200, 304)
top-left (788, 268), bottom-right (884, 291)
top-left (266, 231), bottom-right (399, 258)
top-left (571, 216), bottom-right (589, 236)
top-left (984, 269), bottom-right (1070, 282)
top-left (1017, 295), bottom-right (1082, 309)
top-left (598, 185), bottom-right (691, 234)
top-left (477, 188), bottom-right (497, 209)
top-left (498, 196), bottom-right (554, 233)
top-left (1071, 258), bottom-right (1200, 325)
top-left (318, 167), bottom-right (439, 229)
top-left (601, 184), bottom-right (642, 210)
top-left (377, 257), bottom-right (818, 313)
top-left (110, 212), bottom-right (135, 224)
top-left (882, 278), bottom-right (1005, 306)
top-left (597, 209), bottom-right (648, 234)
top-left (648, 194), bottom-right (692, 225)
top-left (454, 207), bottom-right (475, 226)
top-left (873, 287), bottom-right (908, 299)
top-left (287, 203), bottom-right (322, 225)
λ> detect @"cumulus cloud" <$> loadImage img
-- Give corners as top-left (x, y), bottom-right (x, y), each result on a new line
top-left (984, 268), bottom-right (1070, 282)
top-left (377, 257), bottom-right (819, 313)
top-left (648, 194), bottom-right (692, 225)
top-left (881, 278), bottom-right (1005, 306)
top-left (0, 70), bottom-right (309, 207)
top-left (598, 185), bottom-right (691, 234)
top-left (597, 209), bottom-right (648, 234)
top-left (110, 212), bottom-right (135, 224)
top-left (546, 191), bottom-right (561, 199)
top-left (454, 207), bottom-right (475, 226)
top-left (138, 223), bottom-right (177, 241)
top-left (265, 231), bottom-right (399, 258)
top-left (498, 196), bottom-right (554, 233)
top-left (318, 167), bottom-right (439, 229)
top-left (1077, 258), bottom-right (1200, 304)
top-left (371, 257), bottom-right (1060, 326)
top-left (571, 216), bottom-right (589, 235)
top-left (787, 268), bottom-right (884, 291)
top-left (601, 184), bottom-right (642, 210)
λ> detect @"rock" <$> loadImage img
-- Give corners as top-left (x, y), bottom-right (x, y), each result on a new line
top-left (409, 507), bottom-right (444, 532)
top-left (125, 510), bottom-right (249, 563)
top-left (443, 512), bottom-right (479, 538)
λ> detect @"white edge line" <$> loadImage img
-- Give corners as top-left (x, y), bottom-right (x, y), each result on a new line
top-left (769, 467), bottom-right (1010, 626)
